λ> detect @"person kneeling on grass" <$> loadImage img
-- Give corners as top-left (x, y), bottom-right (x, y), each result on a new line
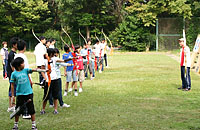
top-left (10, 57), bottom-right (47, 130)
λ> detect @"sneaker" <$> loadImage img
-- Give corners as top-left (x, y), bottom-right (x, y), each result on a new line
top-left (105, 66), bottom-right (109, 68)
top-left (74, 91), bottom-right (78, 96)
top-left (22, 114), bottom-right (31, 119)
top-left (3, 77), bottom-right (8, 80)
top-left (63, 91), bottom-right (68, 96)
top-left (90, 77), bottom-right (94, 80)
top-left (183, 88), bottom-right (189, 91)
top-left (99, 70), bottom-right (102, 73)
top-left (53, 110), bottom-right (59, 114)
top-left (40, 110), bottom-right (46, 115)
top-left (12, 125), bottom-right (18, 130)
top-left (32, 126), bottom-right (38, 130)
top-left (68, 88), bottom-right (73, 92)
top-left (49, 105), bottom-right (54, 108)
top-left (61, 103), bottom-right (70, 108)
top-left (79, 88), bottom-right (83, 93)
top-left (7, 106), bottom-right (15, 112)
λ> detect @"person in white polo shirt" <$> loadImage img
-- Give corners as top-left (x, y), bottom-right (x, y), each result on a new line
top-left (34, 36), bottom-right (47, 84)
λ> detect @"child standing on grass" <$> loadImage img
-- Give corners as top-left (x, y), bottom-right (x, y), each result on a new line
top-left (7, 37), bottom-right (18, 112)
top-left (63, 45), bottom-right (78, 96)
top-left (75, 45), bottom-right (85, 93)
top-left (1, 41), bottom-right (8, 79)
top-left (49, 48), bottom-right (71, 108)
top-left (14, 39), bottom-right (32, 119)
top-left (178, 38), bottom-right (191, 91)
top-left (40, 48), bottom-right (61, 114)
top-left (10, 57), bottom-right (45, 130)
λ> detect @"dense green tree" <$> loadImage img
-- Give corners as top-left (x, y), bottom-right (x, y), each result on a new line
top-left (0, 0), bottom-right (50, 42)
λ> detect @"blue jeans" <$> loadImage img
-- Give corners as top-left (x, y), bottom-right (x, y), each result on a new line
top-left (3, 59), bottom-right (8, 78)
top-left (181, 66), bottom-right (191, 89)
top-left (49, 78), bottom-right (64, 106)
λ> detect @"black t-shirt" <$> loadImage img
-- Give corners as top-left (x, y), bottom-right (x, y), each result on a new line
top-left (7, 50), bottom-right (16, 78)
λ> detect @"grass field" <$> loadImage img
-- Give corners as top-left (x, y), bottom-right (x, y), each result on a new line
top-left (0, 52), bottom-right (200, 130)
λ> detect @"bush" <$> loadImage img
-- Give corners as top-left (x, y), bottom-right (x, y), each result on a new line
top-left (110, 15), bottom-right (155, 51)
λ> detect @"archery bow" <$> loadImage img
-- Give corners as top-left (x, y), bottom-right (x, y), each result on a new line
top-left (60, 34), bottom-right (70, 49)
top-left (79, 28), bottom-right (91, 75)
top-left (79, 28), bottom-right (87, 45)
top-left (95, 30), bottom-right (103, 69)
top-left (102, 29), bottom-right (113, 55)
top-left (62, 27), bottom-right (78, 75)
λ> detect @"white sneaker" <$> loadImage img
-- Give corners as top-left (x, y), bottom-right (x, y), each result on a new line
top-left (74, 91), bottom-right (78, 96)
top-left (61, 103), bottom-right (70, 108)
top-left (23, 114), bottom-right (31, 119)
top-left (99, 70), bottom-right (102, 73)
top-left (49, 105), bottom-right (54, 108)
top-left (79, 88), bottom-right (83, 93)
top-left (90, 77), bottom-right (94, 80)
top-left (68, 88), bottom-right (73, 92)
top-left (63, 91), bottom-right (67, 96)
top-left (7, 106), bottom-right (15, 112)
top-left (106, 66), bottom-right (109, 68)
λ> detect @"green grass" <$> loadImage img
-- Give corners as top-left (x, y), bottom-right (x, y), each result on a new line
top-left (0, 52), bottom-right (200, 130)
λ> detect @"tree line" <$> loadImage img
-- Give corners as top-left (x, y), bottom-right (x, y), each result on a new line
top-left (0, 0), bottom-right (200, 51)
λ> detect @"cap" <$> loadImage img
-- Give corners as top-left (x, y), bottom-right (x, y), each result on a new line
top-left (178, 38), bottom-right (184, 41)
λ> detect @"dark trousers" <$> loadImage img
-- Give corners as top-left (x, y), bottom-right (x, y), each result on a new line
top-left (181, 66), bottom-right (191, 89)
top-left (104, 54), bottom-right (108, 67)
top-left (49, 78), bottom-right (63, 106)
top-left (3, 59), bottom-right (8, 78)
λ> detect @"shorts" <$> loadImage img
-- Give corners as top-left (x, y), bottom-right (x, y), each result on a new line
top-left (16, 94), bottom-right (35, 115)
top-left (99, 57), bottom-right (104, 65)
top-left (83, 62), bottom-right (92, 74)
top-left (43, 79), bottom-right (59, 101)
top-left (66, 70), bottom-right (78, 82)
top-left (8, 82), bottom-right (17, 97)
top-left (78, 70), bottom-right (85, 82)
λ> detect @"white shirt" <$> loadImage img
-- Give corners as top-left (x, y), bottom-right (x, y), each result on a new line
top-left (44, 58), bottom-right (57, 81)
top-left (99, 43), bottom-right (105, 57)
top-left (34, 42), bottom-right (47, 66)
top-left (94, 44), bottom-right (100, 57)
top-left (14, 53), bottom-right (32, 80)
top-left (180, 46), bottom-right (191, 67)
top-left (1, 47), bottom-right (8, 59)
top-left (14, 53), bottom-right (29, 68)
top-left (49, 44), bottom-right (55, 48)
top-left (45, 57), bottom-right (69, 81)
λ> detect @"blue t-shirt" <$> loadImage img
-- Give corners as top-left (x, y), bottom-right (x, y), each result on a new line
top-left (10, 68), bottom-right (33, 96)
top-left (62, 52), bottom-right (74, 71)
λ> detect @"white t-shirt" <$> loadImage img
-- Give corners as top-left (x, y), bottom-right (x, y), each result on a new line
top-left (180, 46), bottom-right (191, 67)
top-left (1, 47), bottom-right (8, 59)
top-left (44, 57), bottom-right (69, 81)
top-left (49, 44), bottom-right (55, 48)
top-left (14, 53), bottom-right (29, 68)
top-left (14, 53), bottom-right (32, 80)
top-left (44, 58), bottom-right (57, 81)
top-left (52, 57), bottom-right (70, 79)
top-left (94, 44), bottom-right (100, 57)
top-left (99, 43), bottom-right (105, 57)
top-left (34, 42), bottom-right (47, 66)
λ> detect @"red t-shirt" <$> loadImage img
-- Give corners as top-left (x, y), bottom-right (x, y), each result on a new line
top-left (77, 55), bottom-right (84, 70)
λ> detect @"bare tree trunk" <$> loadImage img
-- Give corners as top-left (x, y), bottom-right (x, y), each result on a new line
top-left (86, 26), bottom-right (90, 39)
top-left (114, 0), bottom-right (125, 23)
